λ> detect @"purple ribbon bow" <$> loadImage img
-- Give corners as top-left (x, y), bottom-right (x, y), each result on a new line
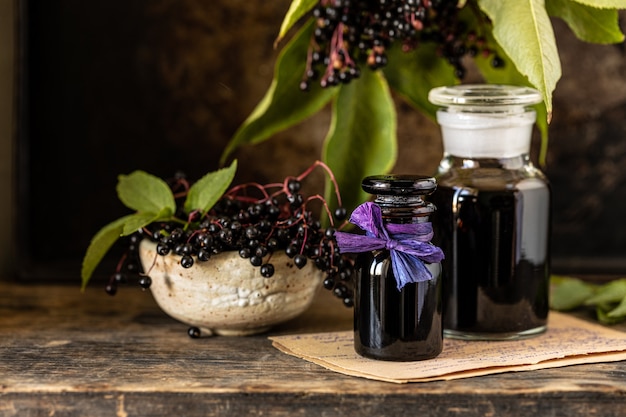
top-left (334, 202), bottom-right (444, 290)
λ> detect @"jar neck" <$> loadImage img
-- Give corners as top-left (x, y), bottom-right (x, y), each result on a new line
top-left (374, 195), bottom-right (434, 223)
top-left (437, 154), bottom-right (531, 171)
top-left (436, 108), bottom-right (536, 159)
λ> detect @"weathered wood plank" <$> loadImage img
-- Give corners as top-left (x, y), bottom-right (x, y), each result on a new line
top-left (1, 282), bottom-right (625, 417)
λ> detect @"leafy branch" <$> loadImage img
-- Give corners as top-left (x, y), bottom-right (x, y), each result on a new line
top-left (81, 160), bottom-right (238, 290)
top-left (220, 0), bottom-right (625, 215)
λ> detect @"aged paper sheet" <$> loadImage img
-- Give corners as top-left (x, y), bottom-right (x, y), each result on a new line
top-left (270, 312), bottom-right (626, 383)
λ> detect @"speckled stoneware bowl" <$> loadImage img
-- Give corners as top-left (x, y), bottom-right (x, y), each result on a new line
top-left (138, 240), bottom-right (323, 336)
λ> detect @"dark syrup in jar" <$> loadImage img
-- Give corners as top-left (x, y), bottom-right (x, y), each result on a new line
top-left (431, 181), bottom-right (550, 337)
top-left (354, 251), bottom-right (442, 361)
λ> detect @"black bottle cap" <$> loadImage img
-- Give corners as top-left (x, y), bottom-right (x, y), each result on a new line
top-left (361, 175), bottom-right (437, 196)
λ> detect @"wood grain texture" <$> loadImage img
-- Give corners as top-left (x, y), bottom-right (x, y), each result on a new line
top-left (1, 282), bottom-right (625, 417)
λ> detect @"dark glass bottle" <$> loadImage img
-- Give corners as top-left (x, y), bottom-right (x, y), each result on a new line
top-left (354, 175), bottom-right (443, 361)
top-left (428, 85), bottom-right (551, 340)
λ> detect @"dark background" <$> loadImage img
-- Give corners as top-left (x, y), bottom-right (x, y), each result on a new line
top-left (14, 1), bottom-right (626, 281)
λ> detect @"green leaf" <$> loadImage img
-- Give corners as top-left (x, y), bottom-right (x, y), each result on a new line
top-left (550, 275), bottom-right (596, 310)
top-left (275, 0), bottom-right (318, 46)
top-left (468, 7), bottom-right (551, 164)
top-left (478, 0), bottom-right (561, 118)
top-left (569, 0), bottom-right (626, 8)
top-left (81, 215), bottom-right (134, 290)
top-left (596, 304), bottom-right (626, 324)
top-left (184, 160), bottom-right (238, 215)
top-left (116, 171), bottom-right (176, 215)
top-left (382, 42), bottom-right (458, 121)
top-left (121, 210), bottom-right (171, 237)
top-left (220, 19), bottom-right (338, 165)
top-left (608, 295), bottom-right (626, 318)
top-left (585, 279), bottom-right (626, 305)
top-left (322, 69), bottom-right (397, 215)
top-left (547, 0), bottom-right (624, 44)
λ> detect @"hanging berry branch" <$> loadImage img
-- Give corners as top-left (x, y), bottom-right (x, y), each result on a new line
top-left (221, 0), bottom-right (625, 217)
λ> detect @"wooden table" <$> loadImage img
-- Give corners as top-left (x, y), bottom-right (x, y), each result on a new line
top-left (1, 281), bottom-right (625, 417)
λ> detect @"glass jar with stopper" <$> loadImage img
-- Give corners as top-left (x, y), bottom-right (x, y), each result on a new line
top-left (428, 84), bottom-right (551, 340)
top-left (335, 175), bottom-right (445, 361)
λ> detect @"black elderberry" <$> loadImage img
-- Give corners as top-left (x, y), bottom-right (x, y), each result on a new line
top-left (287, 178), bottom-right (302, 193)
top-left (323, 277), bottom-right (335, 289)
top-left (239, 247), bottom-right (252, 258)
top-left (188, 327), bottom-right (201, 338)
top-left (105, 283), bottom-right (117, 296)
top-left (285, 244), bottom-right (298, 258)
top-left (334, 207), bottom-right (348, 221)
top-left (260, 263), bottom-right (275, 278)
top-left (170, 228), bottom-right (184, 241)
top-left (113, 272), bottom-right (127, 284)
top-left (294, 254), bottom-right (308, 269)
top-left (245, 226), bottom-right (260, 240)
top-left (255, 245), bottom-right (268, 258)
top-left (197, 248), bottom-right (211, 262)
top-left (258, 219), bottom-right (272, 231)
top-left (156, 242), bottom-right (170, 256)
top-left (491, 55), bottom-right (505, 68)
top-left (250, 255), bottom-right (263, 267)
top-left (139, 276), bottom-right (152, 289)
top-left (218, 229), bottom-right (233, 243)
top-left (199, 234), bottom-right (213, 248)
top-left (333, 284), bottom-right (348, 298)
top-left (267, 237), bottom-right (279, 250)
top-left (288, 193), bottom-right (304, 208)
top-left (181, 255), bottom-right (194, 268)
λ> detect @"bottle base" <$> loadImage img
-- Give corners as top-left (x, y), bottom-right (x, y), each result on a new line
top-left (444, 325), bottom-right (547, 341)
top-left (355, 343), bottom-right (443, 362)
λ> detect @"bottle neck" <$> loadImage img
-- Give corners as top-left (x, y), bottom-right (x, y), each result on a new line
top-left (437, 154), bottom-right (531, 171)
top-left (436, 108), bottom-right (536, 159)
top-left (374, 195), bottom-right (434, 223)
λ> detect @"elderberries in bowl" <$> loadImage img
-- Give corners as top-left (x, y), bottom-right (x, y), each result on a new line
top-left (81, 160), bottom-right (355, 337)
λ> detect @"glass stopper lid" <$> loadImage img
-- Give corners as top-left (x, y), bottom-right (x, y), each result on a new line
top-left (361, 175), bottom-right (437, 195)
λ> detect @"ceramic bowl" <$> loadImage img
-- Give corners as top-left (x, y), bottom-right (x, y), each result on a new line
top-left (138, 240), bottom-right (323, 336)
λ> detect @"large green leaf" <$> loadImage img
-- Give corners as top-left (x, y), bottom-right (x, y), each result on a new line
top-left (382, 42), bottom-right (458, 121)
top-left (478, 0), bottom-right (561, 118)
top-left (275, 0), bottom-right (318, 46)
top-left (116, 171), bottom-right (176, 215)
top-left (322, 70), bottom-right (397, 215)
top-left (184, 160), bottom-right (238, 215)
top-left (220, 19), bottom-right (338, 165)
top-left (81, 215), bottom-right (134, 290)
top-left (569, 0), bottom-right (626, 8)
top-left (547, 0), bottom-right (625, 44)
top-left (468, 6), bottom-right (551, 165)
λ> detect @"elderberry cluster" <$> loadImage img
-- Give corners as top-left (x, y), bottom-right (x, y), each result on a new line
top-left (300, 0), bottom-right (504, 90)
top-left (105, 166), bottom-right (356, 310)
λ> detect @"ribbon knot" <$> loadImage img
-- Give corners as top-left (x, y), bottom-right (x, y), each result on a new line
top-left (385, 240), bottom-right (399, 250)
top-left (335, 202), bottom-right (444, 290)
